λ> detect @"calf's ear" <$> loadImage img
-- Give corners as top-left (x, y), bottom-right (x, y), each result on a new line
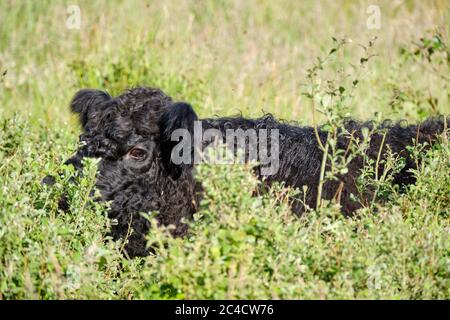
top-left (158, 102), bottom-right (198, 179)
top-left (70, 89), bottom-right (112, 130)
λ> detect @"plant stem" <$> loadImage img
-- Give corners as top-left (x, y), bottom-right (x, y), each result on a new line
top-left (316, 136), bottom-right (329, 211)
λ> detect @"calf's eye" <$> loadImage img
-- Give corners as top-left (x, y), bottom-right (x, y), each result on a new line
top-left (128, 148), bottom-right (147, 160)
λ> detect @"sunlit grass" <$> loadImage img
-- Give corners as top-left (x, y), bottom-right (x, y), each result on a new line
top-left (0, 0), bottom-right (449, 299)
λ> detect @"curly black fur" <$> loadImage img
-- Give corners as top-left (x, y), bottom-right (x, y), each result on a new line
top-left (46, 87), bottom-right (447, 257)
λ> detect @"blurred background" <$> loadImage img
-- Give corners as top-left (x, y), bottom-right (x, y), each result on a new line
top-left (1, 0), bottom-right (449, 130)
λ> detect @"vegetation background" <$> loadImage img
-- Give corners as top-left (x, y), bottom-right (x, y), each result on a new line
top-left (0, 0), bottom-right (449, 299)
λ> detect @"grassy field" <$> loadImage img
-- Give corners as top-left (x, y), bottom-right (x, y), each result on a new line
top-left (0, 0), bottom-right (449, 299)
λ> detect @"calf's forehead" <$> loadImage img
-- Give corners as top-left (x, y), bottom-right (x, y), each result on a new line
top-left (115, 87), bottom-right (173, 112)
top-left (93, 93), bottom-right (170, 138)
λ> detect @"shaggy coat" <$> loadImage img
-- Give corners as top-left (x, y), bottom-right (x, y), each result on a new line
top-left (49, 87), bottom-right (447, 257)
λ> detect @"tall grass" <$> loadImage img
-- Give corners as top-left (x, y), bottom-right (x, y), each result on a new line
top-left (0, 0), bottom-right (449, 299)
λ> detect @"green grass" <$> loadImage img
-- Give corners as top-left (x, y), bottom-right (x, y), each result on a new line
top-left (0, 0), bottom-right (449, 299)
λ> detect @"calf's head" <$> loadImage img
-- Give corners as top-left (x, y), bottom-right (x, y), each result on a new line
top-left (65, 87), bottom-right (199, 257)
